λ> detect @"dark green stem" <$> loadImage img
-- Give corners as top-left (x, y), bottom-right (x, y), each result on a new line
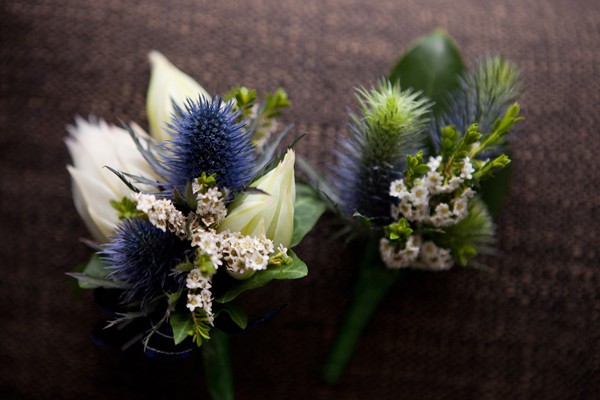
top-left (322, 239), bottom-right (402, 384)
top-left (202, 329), bottom-right (234, 400)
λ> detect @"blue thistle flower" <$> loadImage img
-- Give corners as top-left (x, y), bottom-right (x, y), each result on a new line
top-left (434, 56), bottom-right (520, 155)
top-left (102, 218), bottom-right (191, 310)
top-left (336, 81), bottom-right (431, 224)
top-left (163, 96), bottom-right (255, 193)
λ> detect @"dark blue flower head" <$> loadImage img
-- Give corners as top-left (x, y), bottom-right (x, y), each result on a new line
top-left (163, 96), bottom-right (255, 193)
top-left (102, 218), bottom-right (191, 310)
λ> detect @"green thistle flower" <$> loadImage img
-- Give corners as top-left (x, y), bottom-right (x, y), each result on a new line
top-left (337, 80), bottom-right (431, 223)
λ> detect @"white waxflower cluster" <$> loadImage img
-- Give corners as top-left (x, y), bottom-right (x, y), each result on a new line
top-left (190, 228), bottom-right (275, 276)
top-left (192, 180), bottom-right (228, 228)
top-left (381, 156), bottom-right (479, 271)
top-left (221, 230), bottom-right (275, 274)
top-left (133, 184), bottom-right (278, 321)
top-left (418, 240), bottom-right (453, 270)
top-left (379, 236), bottom-right (420, 268)
top-left (186, 268), bottom-right (214, 322)
top-left (379, 236), bottom-right (453, 271)
top-left (389, 157), bottom-right (476, 227)
top-left (133, 193), bottom-right (187, 238)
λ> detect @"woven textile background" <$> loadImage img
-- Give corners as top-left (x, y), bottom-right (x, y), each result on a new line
top-left (1, 0), bottom-right (599, 398)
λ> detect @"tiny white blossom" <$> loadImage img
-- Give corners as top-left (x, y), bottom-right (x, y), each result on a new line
top-left (427, 156), bottom-right (442, 171)
top-left (277, 243), bottom-right (289, 258)
top-left (389, 179), bottom-right (408, 198)
top-left (132, 193), bottom-right (187, 237)
top-left (379, 236), bottom-right (420, 269)
top-left (452, 197), bottom-right (469, 219)
top-left (425, 171), bottom-right (444, 194)
top-left (397, 199), bottom-right (414, 219)
top-left (418, 241), bottom-right (453, 271)
top-left (186, 293), bottom-right (203, 312)
top-left (429, 203), bottom-right (454, 227)
top-left (410, 184), bottom-right (429, 206)
top-left (460, 157), bottom-right (474, 180)
top-left (461, 188), bottom-right (476, 199)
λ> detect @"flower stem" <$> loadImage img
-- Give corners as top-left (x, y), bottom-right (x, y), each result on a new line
top-left (202, 329), bottom-right (234, 400)
top-left (322, 239), bottom-right (402, 384)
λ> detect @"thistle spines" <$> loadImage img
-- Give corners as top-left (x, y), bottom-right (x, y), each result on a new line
top-left (436, 55), bottom-right (520, 154)
top-left (337, 80), bottom-right (432, 222)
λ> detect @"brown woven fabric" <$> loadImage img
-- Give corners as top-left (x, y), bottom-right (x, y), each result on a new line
top-left (2, 0), bottom-right (599, 398)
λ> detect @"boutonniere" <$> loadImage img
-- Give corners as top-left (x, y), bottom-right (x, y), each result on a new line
top-left (66, 52), bottom-right (324, 399)
top-left (312, 30), bottom-right (522, 383)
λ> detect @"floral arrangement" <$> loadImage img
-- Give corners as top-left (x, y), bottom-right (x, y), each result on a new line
top-left (310, 30), bottom-right (523, 382)
top-left (66, 51), bottom-right (324, 399)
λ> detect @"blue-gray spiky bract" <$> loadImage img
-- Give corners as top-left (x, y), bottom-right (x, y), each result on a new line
top-left (102, 218), bottom-right (190, 310)
top-left (434, 56), bottom-right (520, 155)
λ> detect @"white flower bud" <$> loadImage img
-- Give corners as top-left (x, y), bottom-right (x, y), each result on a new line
top-left (218, 150), bottom-right (296, 248)
top-left (146, 51), bottom-right (210, 141)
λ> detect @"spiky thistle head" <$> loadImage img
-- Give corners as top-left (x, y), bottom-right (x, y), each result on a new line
top-left (163, 96), bottom-right (255, 193)
top-left (435, 56), bottom-right (520, 155)
top-left (337, 80), bottom-right (431, 223)
top-left (102, 218), bottom-right (191, 310)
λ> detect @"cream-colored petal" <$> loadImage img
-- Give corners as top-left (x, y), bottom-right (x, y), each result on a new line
top-left (147, 51), bottom-right (210, 141)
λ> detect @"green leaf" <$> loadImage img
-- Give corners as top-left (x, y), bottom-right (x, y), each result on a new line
top-left (323, 239), bottom-right (402, 384)
top-left (216, 250), bottom-right (307, 303)
top-left (480, 160), bottom-right (512, 216)
top-left (291, 183), bottom-right (327, 247)
top-left (67, 254), bottom-right (122, 289)
top-left (389, 29), bottom-right (465, 115)
top-left (169, 311), bottom-right (194, 345)
top-left (217, 303), bottom-right (248, 329)
top-left (66, 273), bottom-right (128, 289)
top-left (202, 330), bottom-right (234, 400)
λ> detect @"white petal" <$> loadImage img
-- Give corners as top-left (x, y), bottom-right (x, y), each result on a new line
top-left (146, 51), bottom-right (210, 141)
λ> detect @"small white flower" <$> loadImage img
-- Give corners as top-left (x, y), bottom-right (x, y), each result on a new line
top-left (411, 203), bottom-right (430, 222)
top-left (452, 197), bottom-right (468, 219)
top-left (460, 157), bottom-right (474, 180)
top-left (389, 179), bottom-right (407, 198)
top-left (379, 235), bottom-right (421, 269)
top-left (186, 293), bottom-right (203, 311)
top-left (410, 184), bottom-right (429, 206)
top-left (418, 241), bottom-right (454, 271)
top-left (397, 199), bottom-right (414, 220)
top-left (425, 171), bottom-right (444, 194)
top-left (427, 156), bottom-right (442, 171)
top-left (132, 193), bottom-right (187, 237)
top-left (461, 188), bottom-right (476, 199)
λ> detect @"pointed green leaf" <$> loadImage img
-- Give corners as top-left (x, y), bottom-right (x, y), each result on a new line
top-left (389, 29), bottom-right (465, 115)
top-left (323, 239), bottom-right (402, 384)
top-left (169, 311), bottom-right (194, 345)
top-left (291, 183), bottom-right (327, 247)
top-left (66, 273), bottom-right (128, 289)
top-left (480, 161), bottom-right (512, 216)
top-left (68, 254), bottom-right (121, 289)
top-left (216, 250), bottom-right (307, 303)
top-left (217, 303), bottom-right (248, 329)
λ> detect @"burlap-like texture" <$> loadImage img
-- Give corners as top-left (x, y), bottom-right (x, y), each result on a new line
top-left (1, 0), bottom-right (599, 398)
